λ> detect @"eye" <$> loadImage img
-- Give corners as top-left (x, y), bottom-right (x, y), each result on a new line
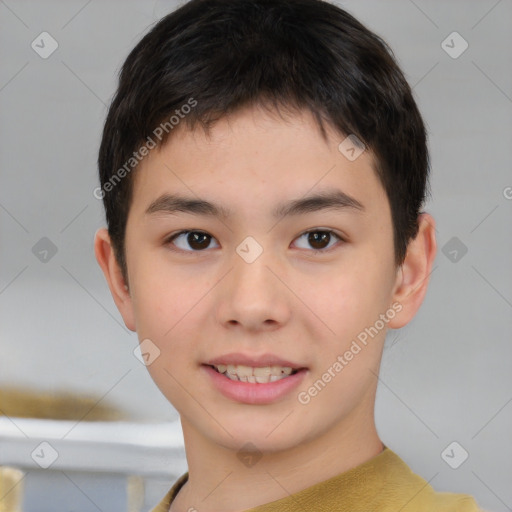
top-left (166, 230), bottom-right (220, 252)
top-left (293, 229), bottom-right (343, 253)
top-left (165, 228), bottom-right (343, 254)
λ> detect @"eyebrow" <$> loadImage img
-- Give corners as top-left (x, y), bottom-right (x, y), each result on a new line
top-left (145, 189), bottom-right (364, 219)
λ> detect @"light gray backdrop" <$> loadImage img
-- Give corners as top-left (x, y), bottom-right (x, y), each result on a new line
top-left (1, 1), bottom-right (511, 511)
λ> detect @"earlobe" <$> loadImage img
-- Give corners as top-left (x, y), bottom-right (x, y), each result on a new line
top-left (94, 228), bottom-right (136, 331)
top-left (387, 213), bottom-right (437, 329)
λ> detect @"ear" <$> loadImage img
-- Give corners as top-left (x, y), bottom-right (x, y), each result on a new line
top-left (388, 213), bottom-right (437, 329)
top-left (94, 228), bottom-right (136, 331)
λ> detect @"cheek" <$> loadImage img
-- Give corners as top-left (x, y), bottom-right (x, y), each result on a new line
top-left (129, 253), bottom-right (206, 335)
top-left (129, 259), bottom-right (217, 370)
top-left (318, 256), bottom-right (393, 339)
top-left (129, 266), bottom-right (205, 404)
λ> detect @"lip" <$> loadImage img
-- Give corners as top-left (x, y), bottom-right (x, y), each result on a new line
top-left (204, 352), bottom-right (303, 369)
top-left (201, 364), bottom-right (308, 406)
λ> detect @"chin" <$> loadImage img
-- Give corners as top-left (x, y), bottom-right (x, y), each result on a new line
top-left (201, 414), bottom-right (311, 454)
top-left (222, 431), bottom-right (304, 454)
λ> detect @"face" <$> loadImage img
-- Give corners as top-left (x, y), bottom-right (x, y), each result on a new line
top-left (120, 106), bottom-right (403, 453)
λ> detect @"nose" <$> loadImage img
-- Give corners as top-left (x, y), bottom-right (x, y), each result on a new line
top-left (215, 248), bottom-right (292, 333)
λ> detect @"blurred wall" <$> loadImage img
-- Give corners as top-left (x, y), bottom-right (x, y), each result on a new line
top-left (1, 1), bottom-right (511, 510)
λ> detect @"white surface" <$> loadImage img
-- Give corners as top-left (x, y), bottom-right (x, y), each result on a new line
top-left (0, 417), bottom-right (186, 476)
top-left (0, 418), bottom-right (187, 512)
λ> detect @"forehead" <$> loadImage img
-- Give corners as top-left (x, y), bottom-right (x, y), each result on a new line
top-left (129, 106), bottom-right (388, 219)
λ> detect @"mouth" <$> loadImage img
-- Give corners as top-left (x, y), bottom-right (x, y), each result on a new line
top-left (201, 362), bottom-right (308, 405)
top-left (205, 364), bottom-right (301, 384)
top-left (201, 353), bottom-right (308, 404)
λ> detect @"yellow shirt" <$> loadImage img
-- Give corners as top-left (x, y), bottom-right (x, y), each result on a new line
top-left (151, 447), bottom-right (481, 512)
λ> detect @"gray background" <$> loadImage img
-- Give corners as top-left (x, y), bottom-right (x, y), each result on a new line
top-left (1, 0), bottom-right (511, 510)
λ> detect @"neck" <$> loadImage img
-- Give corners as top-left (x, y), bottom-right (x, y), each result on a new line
top-left (171, 394), bottom-right (383, 512)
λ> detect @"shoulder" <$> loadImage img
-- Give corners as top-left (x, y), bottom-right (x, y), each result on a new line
top-left (150, 472), bottom-right (189, 512)
top-left (380, 449), bottom-right (483, 512)
top-left (406, 493), bottom-right (483, 512)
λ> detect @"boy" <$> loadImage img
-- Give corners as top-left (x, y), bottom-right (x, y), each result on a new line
top-left (94, 0), bottom-right (482, 510)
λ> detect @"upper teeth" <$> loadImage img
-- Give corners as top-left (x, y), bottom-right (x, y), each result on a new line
top-left (213, 364), bottom-right (294, 383)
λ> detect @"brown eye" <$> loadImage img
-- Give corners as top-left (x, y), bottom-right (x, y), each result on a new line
top-left (168, 231), bottom-right (219, 252)
top-left (308, 231), bottom-right (331, 250)
top-left (294, 229), bottom-right (342, 252)
top-left (187, 232), bottom-right (211, 250)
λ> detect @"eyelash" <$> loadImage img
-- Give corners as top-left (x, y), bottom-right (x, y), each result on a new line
top-left (164, 229), bottom-right (344, 255)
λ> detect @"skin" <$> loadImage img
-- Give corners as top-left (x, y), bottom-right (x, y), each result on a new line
top-left (95, 105), bottom-right (436, 512)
